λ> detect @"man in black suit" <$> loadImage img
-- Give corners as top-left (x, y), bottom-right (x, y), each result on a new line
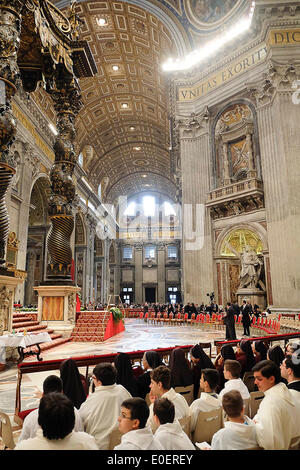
top-left (240, 299), bottom-right (251, 336)
top-left (223, 302), bottom-right (236, 340)
top-left (280, 356), bottom-right (300, 392)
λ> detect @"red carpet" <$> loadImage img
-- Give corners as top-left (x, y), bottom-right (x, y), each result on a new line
top-left (71, 311), bottom-right (124, 342)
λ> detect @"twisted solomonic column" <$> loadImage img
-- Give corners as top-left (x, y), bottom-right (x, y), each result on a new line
top-left (0, 0), bottom-right (23, 270)
top-left (46, 70), bottom-right (83, 283)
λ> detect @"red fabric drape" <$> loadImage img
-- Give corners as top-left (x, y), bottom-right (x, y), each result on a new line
top-left (104, 313), bottom-right (125, 340)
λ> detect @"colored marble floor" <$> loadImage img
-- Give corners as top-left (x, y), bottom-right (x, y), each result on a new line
top-left (0, 319), bottom-right (227, 418)
top-left (0, 318), bottom-right (242, 447)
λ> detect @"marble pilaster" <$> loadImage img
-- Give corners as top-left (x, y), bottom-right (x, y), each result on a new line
top-left (177, 114), bottom-right (214, 303)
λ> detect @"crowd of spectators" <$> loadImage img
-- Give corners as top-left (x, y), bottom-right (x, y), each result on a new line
top-left (13, 338), bottom-right (300, 451)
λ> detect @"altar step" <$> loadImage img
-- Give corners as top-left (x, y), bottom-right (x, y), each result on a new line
top-left (12, 312), bottom-right (72, 358)
top-left (71, 311), bottom-right (110, 342)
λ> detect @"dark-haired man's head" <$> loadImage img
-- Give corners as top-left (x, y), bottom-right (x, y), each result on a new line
top-left (118, 397), bottom-right (149, 434)
top-left (252, 359), bottom-right (281, 392)
top-left (38, 392), bottom-right (75, 440)
top-left (43, 375), bottom-right (63, 395)
top-left (153, 397), bottom-right (175, 426)
top-left (92, 362), bottom-right (117, 386)
top-left (280, 355), bottom-right (300, 383)
top-left (200, 369), bottom-right (219, 393)
top-left (222, 390), bottom-right (244, 421)
top-left (150, 366), bottom-right (171, 396)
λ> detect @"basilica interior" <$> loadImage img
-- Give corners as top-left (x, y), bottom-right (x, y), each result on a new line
top-left (0, 0), bottom-right (300, 451)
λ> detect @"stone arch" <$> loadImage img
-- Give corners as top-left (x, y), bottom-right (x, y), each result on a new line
top-left (214, 223), bottom-right (268, 306)
top-left (215, 223), bottom-right (268, 257)
top-left (24, 175), bottom-right (51, 306)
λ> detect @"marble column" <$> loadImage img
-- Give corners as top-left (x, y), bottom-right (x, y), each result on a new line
top-left (102, 238), bottom-right (111, 304)
top-left (178, 116), bottom-right (214, 303)
top-left (157, 243), bottom-right (166, 303)
top-left (85, 215), bottom-right (96, 305)
top-left (222, 142), bottom-right (231, 186)
top-left (134, 244), bottom-right (143, 304)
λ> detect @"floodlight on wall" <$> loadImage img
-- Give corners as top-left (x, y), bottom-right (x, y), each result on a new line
top-left (162, 2), bottom-right (256, 72)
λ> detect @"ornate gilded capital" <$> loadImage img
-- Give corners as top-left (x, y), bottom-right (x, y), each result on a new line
top-left (175, 107), bottom-right (210, 138)
top-left (248, 62), bottom-right (300, 107)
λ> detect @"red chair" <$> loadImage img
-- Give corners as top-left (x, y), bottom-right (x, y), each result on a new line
top-left (191, 314), bottom-right (200, 326)
top-left (187, 313), bottom-right (196, 325)
top-left (252, 316), bottom-right (257, 326)
top-left (183, 312), bottom-right (188, 324)
top-left (175, 313), bottom-right (184, 325)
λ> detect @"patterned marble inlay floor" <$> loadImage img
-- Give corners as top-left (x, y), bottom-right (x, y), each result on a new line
top-left (0, 319), bottom-right (227, 419)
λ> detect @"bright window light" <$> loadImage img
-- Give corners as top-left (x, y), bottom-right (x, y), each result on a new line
top-left (49, 123), bottom-right (58, 136)
top-left (124, 201), bottom-right (136, 216)
top-left (164, 201), bottom-right (176, 216)
top-left (143, 196), bottom-right (155, 216)
top-left (162, 2), bottom-right (256, 72)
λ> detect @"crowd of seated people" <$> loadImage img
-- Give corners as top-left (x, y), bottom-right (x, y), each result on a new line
top-left (11, 339), bottom-right (300, 451)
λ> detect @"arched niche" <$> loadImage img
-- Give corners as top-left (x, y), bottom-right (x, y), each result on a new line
top-left (109, 242), bottom-right (116, 264)
top-left (215, 225), bottom-right (268, 306)
top-left (212, 101), bottom-right (261, 189)
top-left (25, 176), bottom-right (51, 306)
top-left (75, 213), bottom-right (86, 247)
top-left (95, 236), bottom-right (104, 257)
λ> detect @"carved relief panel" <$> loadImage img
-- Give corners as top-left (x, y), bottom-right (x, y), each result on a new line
top-left (214, 103), bottom-right (257, 186)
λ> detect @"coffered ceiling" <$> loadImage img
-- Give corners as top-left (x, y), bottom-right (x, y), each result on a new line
top-left (32, 0), bottom-right (249, 204)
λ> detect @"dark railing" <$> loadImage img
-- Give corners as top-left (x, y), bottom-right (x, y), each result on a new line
top-left (15, 344), bottom-right (193, 418)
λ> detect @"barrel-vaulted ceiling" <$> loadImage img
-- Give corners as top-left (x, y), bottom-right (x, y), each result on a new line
top-left (33, 0), bottom-right (249, 204)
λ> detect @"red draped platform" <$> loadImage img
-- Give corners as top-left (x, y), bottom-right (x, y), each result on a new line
top-left (104, 312), bottom-right (125, 340)
top-left (72, 310), bottom-right (125, 342)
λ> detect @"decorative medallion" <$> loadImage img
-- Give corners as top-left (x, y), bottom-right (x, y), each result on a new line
top-left (185, 0), bottom-right (245, 30)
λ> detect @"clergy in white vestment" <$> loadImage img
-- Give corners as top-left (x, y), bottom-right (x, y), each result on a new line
top-left (15, 393), bottom-right (98, 451)
top-left (18, 374), bottom-right (84, 443)
top-left (152, 397), bottom-right (195, 450)
top-left (15, 428), bottom-right (98, 450)
top-left (210, 390), bottom-right (258, 450)
top-left (18, 405), bottom-right (83, 442)
top-left (79, 363), bottom-right (131, 449)
top-left (147, 365), bottom-right (190, 431)
top-left (218, 359), bottom-right (250, 401)
top-left (189, 368), bottom-right (221, 432)
top-left (211, 416), bottom-right (257, 450)
top-left (253, 359), bottom-right (300, 450)
top-left (114, 397), bottom-right (161, 450)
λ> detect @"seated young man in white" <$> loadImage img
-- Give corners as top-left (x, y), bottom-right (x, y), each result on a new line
top-left (210, 390), bottom-right (258, 450)
top-left (18, 375), bottom-right (83, 443)
top-left (79, 362), bottom-right (131, 449)
top-left (189, 368), bottom-right (221, 433)
top-left (15, 393), bottom-right (98, 450)
top-left (218, 359), bottom-right (250, 401)
top-left (115, 397), bottom-right (160, 450)
top-left (147, 365), bottom-right (190, 431)
top-left (152, 397), bottom-right (195, 450)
